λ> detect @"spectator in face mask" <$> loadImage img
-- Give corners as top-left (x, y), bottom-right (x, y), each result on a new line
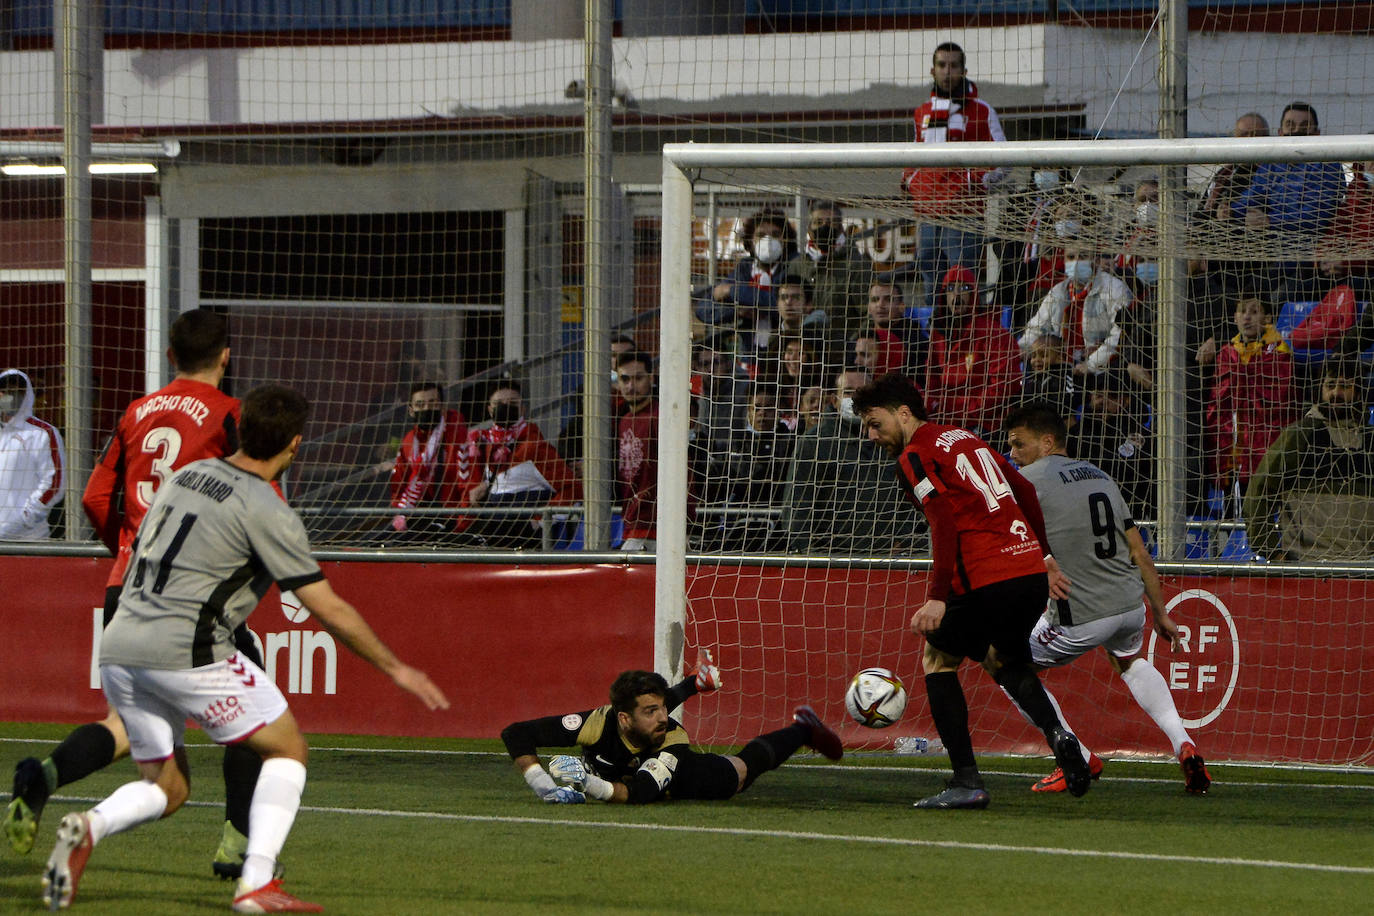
top-left (784, 200), bottom-right (875, 337)
top-left (1019, 239), bottom-right (1131, 379)
top-left (387, 381), bottom-right (468, 541)
top-left (456, 380), bottom-right (582, 550)
top-left (698, 209), bottom-right (799, 346)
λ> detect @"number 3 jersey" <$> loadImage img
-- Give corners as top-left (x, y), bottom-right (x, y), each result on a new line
top-left (83, 378), bottom-right (241, 589)
top-left (894, 422), bottom-right (1046, 598)
top-left (1016, 453), bottom-right (1144, 625)
top-left (100, 457), bottom-right (325, 670)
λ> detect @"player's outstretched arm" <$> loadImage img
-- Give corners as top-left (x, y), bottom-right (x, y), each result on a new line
top-left (292, 579), bottom-right (450, 710)
top-left (1126, 525), bottom-right (1179, 649)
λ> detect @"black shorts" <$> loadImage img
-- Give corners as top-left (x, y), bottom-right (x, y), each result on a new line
top-left (663, 747), bottom-right (740, 801)
top-left (926, 572), bottom-right (1048, 665)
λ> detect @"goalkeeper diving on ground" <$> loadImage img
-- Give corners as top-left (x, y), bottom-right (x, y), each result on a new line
top-left (501, 650), bottom-right (843, 804)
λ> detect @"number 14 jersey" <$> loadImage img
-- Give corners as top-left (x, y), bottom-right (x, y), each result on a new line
top-left (895, 423), bottom-right (1045, 596)
top-left (83, 378), bottom-right (241, 589)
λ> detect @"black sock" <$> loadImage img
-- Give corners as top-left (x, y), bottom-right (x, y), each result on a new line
top-left (924, 671), bottom-right (982, 787)
top-left (665, 676), bottom-right (699, 713)
top-left (992, 662), bottom-right (1061, 740)
top-left (222, 745), bottom-right (262, 835)
top-left (735, 724), bottom-right (808, 791)
top-left (49, 723), bottom-right (118, 788)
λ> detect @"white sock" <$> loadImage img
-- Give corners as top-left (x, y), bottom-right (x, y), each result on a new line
top-left (88, 780), bottom-right (168, 843)
top-left (999, 684), bottom-right (1093, 763)
top-left (1121, 659), bottom-right (1192, 755)
top-left (240, 757), bottom-right (307, 891)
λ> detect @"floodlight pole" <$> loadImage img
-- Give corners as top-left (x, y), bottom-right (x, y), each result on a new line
top-left (60, 0), bottom-right (95, 542)
top-left (1155, 0), bottom-right (1189, 559)
top-left (581, 0), bottom-right (613, 550)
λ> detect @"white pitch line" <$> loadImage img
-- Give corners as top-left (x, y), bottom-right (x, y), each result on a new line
top-left (4, 736), bottom-right (1372, 790)
top-left (35, 793), bottom-right (1374, 875)
top-left (287, 807), bottom-right (1374, 876)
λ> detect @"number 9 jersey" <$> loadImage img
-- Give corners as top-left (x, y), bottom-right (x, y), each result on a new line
top-left (894, 423), bottom-right (1047, 599)
top-left (82, 378), bottom-right (241, 590)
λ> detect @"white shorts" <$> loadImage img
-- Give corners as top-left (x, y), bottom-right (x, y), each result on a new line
top-left (100, 653), bottom-right (289, 763)
top-left (1029, 607), bottom-right (1146, 669)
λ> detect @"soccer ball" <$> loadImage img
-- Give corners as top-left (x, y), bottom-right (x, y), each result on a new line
top-left (844, 667), bottom-right (907, 728)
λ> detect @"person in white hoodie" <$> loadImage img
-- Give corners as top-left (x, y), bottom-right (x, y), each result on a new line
top-left (0, 369), bottom-right (64, 540)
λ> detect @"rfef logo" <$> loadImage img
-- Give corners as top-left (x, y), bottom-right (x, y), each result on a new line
top-left (1147, 588), bottom-right (1240, 728)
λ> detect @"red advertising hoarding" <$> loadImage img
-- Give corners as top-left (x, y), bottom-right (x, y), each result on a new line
top-left (1, 556), bottom-right (1369, 766)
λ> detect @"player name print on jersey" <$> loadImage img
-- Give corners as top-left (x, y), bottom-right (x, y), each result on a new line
top-left (134, 394), bottom-right (212, 426)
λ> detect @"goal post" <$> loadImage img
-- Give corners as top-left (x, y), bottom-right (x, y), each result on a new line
top-left (657, 136), bottom-right (1374, 766)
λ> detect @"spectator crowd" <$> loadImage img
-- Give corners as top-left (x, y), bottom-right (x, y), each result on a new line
top-left (5, 72), bottom-right (1372, 564)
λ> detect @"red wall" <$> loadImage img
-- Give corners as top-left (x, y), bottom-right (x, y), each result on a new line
top-left (1, 555), bottom-right (1369, 767)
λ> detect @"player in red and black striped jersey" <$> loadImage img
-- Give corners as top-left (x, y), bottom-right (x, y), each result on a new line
top-left (4, 310), bottom-right (264, 879)
top-left (502, 654), bottom-right (842, 805)
top-left (854, 373), bottom-right (1090, 809)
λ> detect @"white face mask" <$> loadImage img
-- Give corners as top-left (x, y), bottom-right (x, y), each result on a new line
top-left (1064, 259), bottom-right (1094, 283)
top-left (1034, 170), bottom-right (1060, 191)
top-left (838, 396), bottom-right (856, 420)
top-left (754, 236), bottom-right (783, 264)
top-left (1135, 201), bottom-right (1159, 227)
top-left (1053, 219), bottom-right (1081, 239)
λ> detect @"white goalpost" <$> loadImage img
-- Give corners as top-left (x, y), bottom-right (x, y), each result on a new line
top-left (658, 136), bottom-right (1374, 766)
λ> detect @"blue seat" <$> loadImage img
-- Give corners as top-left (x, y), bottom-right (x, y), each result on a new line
top-left (905, 304), bottom-right (935, 333)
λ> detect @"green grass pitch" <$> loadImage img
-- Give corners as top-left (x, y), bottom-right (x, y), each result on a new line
top-left (2, 723), bottom-right (1372, 914)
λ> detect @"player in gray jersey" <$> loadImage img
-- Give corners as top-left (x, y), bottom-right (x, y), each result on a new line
top-left (1000, 403), bottom-right (1211, 795)
top-left (40, 386), bottom-right (450, 913)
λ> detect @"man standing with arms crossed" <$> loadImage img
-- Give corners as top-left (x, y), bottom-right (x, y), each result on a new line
top-left (40, 384), bottom-right (449, 912)
top-left (6, 309), bottom-right (268, 879)
top-left (854, 374), bottom-right (1088, 809)
top-left (1002, 403), bottom-right (1211, 794)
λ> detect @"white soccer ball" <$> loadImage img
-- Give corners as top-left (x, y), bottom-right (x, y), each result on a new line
top-left (844, 667), bottom-right (908, 728)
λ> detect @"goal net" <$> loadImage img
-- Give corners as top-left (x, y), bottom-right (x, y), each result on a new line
top-left (659, 136), bottom-right (1374, 766)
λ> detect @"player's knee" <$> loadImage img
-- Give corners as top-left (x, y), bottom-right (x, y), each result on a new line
top-left (97, 713), bottom-right (132, 759)
top-left (922, 643), bottom-right (960, 675)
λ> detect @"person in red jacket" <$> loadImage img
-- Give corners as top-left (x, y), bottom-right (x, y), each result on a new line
top-left (1207, 295), bottom-right (1298, 497)
top-left (854, 373), bottom-right (1087, 810)
top-left (387, 381), bottom-right (468, 542)
top-left (456, 380), bottom-right (581, 549)
top-left (902, 41), bottom-right (1007, 307)
top-left (923, 265), bottom-right (1022, 439)
top-left (615, 351), bottom-right (660, 550)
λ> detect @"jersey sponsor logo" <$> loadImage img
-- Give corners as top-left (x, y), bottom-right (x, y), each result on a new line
top-left (1009, 519), bottom-right (1030, 541)
top-left (562, 713), bottom-right (584, 731)
top-left (194, 696), bottom-right (244, 730)
top-left (1147, 589), bottom-right (1240, 728)
top-left (593, 753), bottom-right (614, 767)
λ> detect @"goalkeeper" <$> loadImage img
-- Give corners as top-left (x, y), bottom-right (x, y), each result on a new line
top-left (501, 651), bottom-right (842, 804)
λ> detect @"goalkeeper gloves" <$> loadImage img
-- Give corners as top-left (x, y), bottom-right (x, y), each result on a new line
top-left (549, 754), bottom-right (615, 801)
top-left (691, 648), bottom-right (722, 693)
top-left (548, 754), bottom-right (587, 790)
top-left (543, 786), bottom-right (586, 804)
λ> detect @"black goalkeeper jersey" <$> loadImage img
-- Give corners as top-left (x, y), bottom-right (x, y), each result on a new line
top-left (501, 704), bottom-right (690, 785)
